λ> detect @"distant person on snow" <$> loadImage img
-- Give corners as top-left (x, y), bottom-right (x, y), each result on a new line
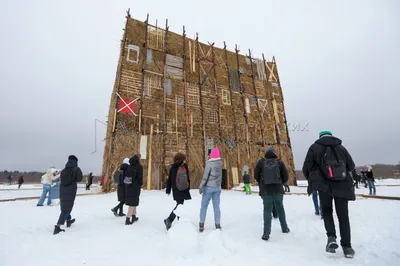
top-left (352, 169), bottom-right (360, 189)
top-left (243, 170), bottom-right (252, 195)
top-left (124, 154), bottom-right (143, 225)
top-left (37, 168), bottom-right (59, 206)
top-left (7, 174), bottom-right (12, 185)
top-left (302, 130), bottom-right (356, 258)
top-left (363, 165), bottom-right (376, 195)
top-left (111, 158), bottom-right (129, 217)
top-left (255, 147), bottom-right (290, 241)
top-left (53, 155), bottom-right (83, 235)
top-left (86, 172), bottom-right (94, 190)
top-left (199, 147), bottom-right (223, 232)
top-left (311, 191), bottom-right (323, 219)
top-left (284, 180), bottom-right (290, 193)
top-left (164, 152), bottom-right (191, 230)
top-left (18, 176), bottom-right (24, 189)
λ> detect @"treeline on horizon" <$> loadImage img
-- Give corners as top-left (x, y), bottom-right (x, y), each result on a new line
top-left (0, 171), bottom-right (99, 183)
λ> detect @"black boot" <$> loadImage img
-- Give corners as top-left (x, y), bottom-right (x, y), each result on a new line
top-left (164, 212), bottom-right (176, 230)
top-left (326, 236), bottom-right (339, 253)
top-left (125, 217), bottom-right (133, 225)
top-left (215, 224), bottom-right (222, 230)
top-left (343, 246), bottom-right (355, 258)
top-left (118, 209), bottom-right (126, 217)
top-left (131, 215), bottom-right (139, 223)
top-left (164, 218), bottom-right (172, 230)
top-left (199, 222), bottom-right (205, 232)
top-left (111, 208), bottom-right (118, 217)
top-left (53, 225), bottom-right (65, 235)
top-left (262, 232), bottom-right (269, 241)
top-left (66, 218), bottom-right (75, 228)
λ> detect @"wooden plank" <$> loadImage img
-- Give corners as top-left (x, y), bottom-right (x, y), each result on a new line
top-left (147, 124), bottom-right (153, 190)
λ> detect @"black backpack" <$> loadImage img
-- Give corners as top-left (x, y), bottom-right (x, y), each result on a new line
top-left (262, 158), bottom-right (282, 185)
top-left (320, 145), bottom-right (347, 181)
top-left (114, 170), bottom-right (124, 185)
top-left (60, 168), bottom-right (74, 186)
top-left (175, 163), bottom-right (189, 191)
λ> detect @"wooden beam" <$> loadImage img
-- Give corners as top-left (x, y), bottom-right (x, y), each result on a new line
top-left (139, 14), bottom-right (150, 135)
top-left (182, 26), bottom-right (190, 161)
top-left (161, 20), bottom-right (169, 182)
top-left (196, 33), bottom-right (206, 166)
top-left (147, 124), bottom-right (154, 190)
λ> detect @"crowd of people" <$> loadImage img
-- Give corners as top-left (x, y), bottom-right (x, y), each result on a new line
top-left (44, 130), bottom-right (383, 260)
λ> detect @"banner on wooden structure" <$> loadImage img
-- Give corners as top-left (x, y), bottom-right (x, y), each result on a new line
top-left (140, 135), bottom-right (148, 159)
top-left (116, 92), bottom-right (139, 116)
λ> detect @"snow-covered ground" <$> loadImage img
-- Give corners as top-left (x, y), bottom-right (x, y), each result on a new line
top-left (0, 189), bottom-right (399, 266)
top-left (0, 184), bottom-right (101, 200)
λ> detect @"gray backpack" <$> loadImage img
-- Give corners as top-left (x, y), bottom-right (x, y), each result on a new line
top-left (262, 158), bottom-right (282, 185)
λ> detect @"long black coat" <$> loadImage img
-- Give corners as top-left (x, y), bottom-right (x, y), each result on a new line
top-left (125, 156), bottom-right (143, 207)
top-left (302, 136), bottom-right (356, 201)
top-left (60, 158), bottom-right (83, 212)
top-left (117, 163), bottom-right (129, 202)
top-left (166, 161), bottom-right (191, 204)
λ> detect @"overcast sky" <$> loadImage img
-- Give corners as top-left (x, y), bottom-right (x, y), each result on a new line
top-left (0, 0), bottom-right (399, 175)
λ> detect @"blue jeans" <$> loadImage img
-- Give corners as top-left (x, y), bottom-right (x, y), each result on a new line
top-left (37, 184), bottom-right (52, 206)
top-left (368, 180), bottom-right (376, 194)
top-left (200, 186), bottom-right (221, 224)
top-left (312, 191), bottom-right (322, 216)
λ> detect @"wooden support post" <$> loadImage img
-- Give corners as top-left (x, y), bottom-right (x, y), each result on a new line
top-left (161, 20), bottom-right (169, 181)
top-left (211, 44), bottom-right (223, 146)
top-left (147, 124), bottom-right (154, 190)
top-left (182, 26), bottom-right (190, 160)
top-left (262, 53), bottom-right (280, 145)
top-left (175, 95), bottom-right (178, 147)
top-left (138, 109), bottom-right (142, 133)
top-left (248, 49), bottom-right (265, 147)
top-left (196, 33), bottom-right (206, 166)
top-left (139, 14), bottom-right (150, 135)
top-left (235, 45), bottom-right (250, 159)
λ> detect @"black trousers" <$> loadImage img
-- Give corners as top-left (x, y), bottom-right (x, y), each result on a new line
top-left (319, 191), bottom-right (351, 247)
top-left (114, 201), bottom-right (125, 213)
top-left (57, 211), bottom-right (71, 226)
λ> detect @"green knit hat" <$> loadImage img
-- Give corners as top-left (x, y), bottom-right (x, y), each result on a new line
top-left (319, 130), bottom-right (332, 138)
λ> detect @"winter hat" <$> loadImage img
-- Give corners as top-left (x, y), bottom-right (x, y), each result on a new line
top-left (266, 147), bottom-right (278, 158)
top-left (319, 130), bottom-right (332, 138)
top-left (210, 147), bottom-right (220, 159)
top-left (68, 155), bottom-right (78, 161)
top-left (123, 158), bottom-right (130, 165)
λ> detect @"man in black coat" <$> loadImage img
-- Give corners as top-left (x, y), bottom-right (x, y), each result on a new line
top-left (164, 152), bottom-right (191, 230)
top-left (124, 154), bottom-right (143, 225)
top-left (302, 130), bottom-right (356, 258)
top-left (111, 158), bottom-right (129, 217)
top-left (86, 172), bottom-right (94, 190)
top-left (54, 155), bottom-right (83, 235)
top-left (254, 148), bottom-right (290, 241)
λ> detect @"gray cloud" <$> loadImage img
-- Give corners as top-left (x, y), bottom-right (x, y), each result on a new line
top-left (0, 0), bottom-right (399, 174)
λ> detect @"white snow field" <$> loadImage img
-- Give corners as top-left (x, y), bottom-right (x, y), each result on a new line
top-left (1, 189), bottom-right (399, 266)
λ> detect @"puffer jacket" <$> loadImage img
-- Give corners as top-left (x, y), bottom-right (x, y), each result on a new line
top-left (199, 158), bottom-right (222, 189)
top-left (41, 168), bottom-right (58, 185)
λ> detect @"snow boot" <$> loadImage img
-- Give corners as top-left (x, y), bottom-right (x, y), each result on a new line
top-left (66, 218), bottom-right (75, 228)
top-left (261, 232), bottom-right (269, 241)
top-left (53, 225), bottom-right (65, 235)
top-left (325, 236), bottom-right (339, 253)
top-left (111, 208), bottom-right (118, 217)
top-left (282, 227), bottom-right (290, 233)
top-left (125, 217), bottom-right (133, 225)
top-left (215, 224), bottom-right (222, 230)
top-left (199, 222), bottom-right (205, 232)
top-left (315, 211), bottom-right (320, 215)
top-left (131, 215), bottom-right (139, 223)
top-left (164, 218), bottom-right (172, 230)
top-left (343, 246), bottom-right (355, 258)
top-left (118, 211), bottom-right (126, 217)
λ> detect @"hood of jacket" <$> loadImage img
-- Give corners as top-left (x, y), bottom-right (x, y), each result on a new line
top-left (65, 158), bottom-right (78, 169)
top-left (265, 150), bottom-right (278, 159)
top-left (314, 135), bottom-right (342, 146)
top-left (129, 155), bottom-right (140, 165)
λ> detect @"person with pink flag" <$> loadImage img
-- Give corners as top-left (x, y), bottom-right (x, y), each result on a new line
top-left (199, 147), bottom-right (223, 232)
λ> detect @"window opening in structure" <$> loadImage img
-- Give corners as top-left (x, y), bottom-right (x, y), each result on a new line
top-left (187, 82), bottom-right (199, 105)
top-left (251, 96), bottom-right (257, 104)
top-left (222, 89), bottom-right (231, 105)
top-left (146, 49), bottom-right (153, 64)
top-left (245, 98), bottom-right (251, 114)
top-left (209, 109), bottom-right (218, 123)
top-left (127, 44), bottom-right (140, 63)
top-left (165, 79), bottom-right (173, 95)
top-left (147, 25), bottom-right (165, 51)
top-left (177, 96), bottom-right (184, 105)
top-left (144, 76), bottom-right (162, 97)
top-left (229, 70), bottom-right (240, 92)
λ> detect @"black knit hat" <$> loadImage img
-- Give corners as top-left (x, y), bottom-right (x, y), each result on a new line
top-left (68, 155), bottom-right (78, 161)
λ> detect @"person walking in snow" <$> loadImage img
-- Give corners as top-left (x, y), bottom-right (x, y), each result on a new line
top-left (86, 172), bottom-right (94, 190)
top-left (50, 170), bottom-right (62, 203)
top-left (111, 158), bottom-right (129, 217)
top-left (283, 180), bottom-right (290, 193)
top-left (254, 147), bottom-right (290, 241)
top-left (37, 168), bottom-right (59, 206)
top-left (7, 174), bottom-right (12, 185)
top-left (53, 155), bottom-right (83, 235)
top-left (18, 176), bottom-right (24, 189)
top-left (363, 165), bottom-right (376, 195)
top-left (124, 154), bottom-right (143, 225)
top-left (302, 130), bottom-right (356, 258)
top-left (243, 170), bottom-right (252, 195)
top-left (352, 169), bottom-right (360, 189)
top-left (164, 153), bottom-right (192, 230)
top-left (199, 147), bottom-right (223, 232)
top-left (311, 191), bottom-right (323, 218)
